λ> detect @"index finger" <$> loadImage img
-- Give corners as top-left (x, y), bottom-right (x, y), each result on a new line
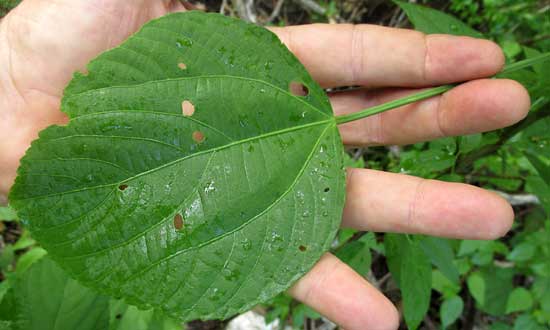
top-left (271, 24), bottom-right (504, 88)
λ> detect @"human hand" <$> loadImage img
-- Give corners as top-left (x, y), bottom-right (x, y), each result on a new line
top-left (0, 0), bottom-right (187, 199)
top-left (0, 2), bottom-right (530, 330)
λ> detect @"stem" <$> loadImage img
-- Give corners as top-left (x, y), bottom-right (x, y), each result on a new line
top-left (334, 52), bottom-right (550, 125)
top-left (335, 85), bottom-right (453, 125)
top-left (498, 52), bottom-right (550, 76)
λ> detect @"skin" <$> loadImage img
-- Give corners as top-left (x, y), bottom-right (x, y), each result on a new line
top-left (0, 1), bottom-right (531, 329)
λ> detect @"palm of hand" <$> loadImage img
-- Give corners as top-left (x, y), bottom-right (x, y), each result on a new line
top-left (0, 1), bottom-right (531, 329)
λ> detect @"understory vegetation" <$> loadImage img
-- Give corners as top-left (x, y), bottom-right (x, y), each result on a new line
top-left (1, 1), bottom-right (550, 330)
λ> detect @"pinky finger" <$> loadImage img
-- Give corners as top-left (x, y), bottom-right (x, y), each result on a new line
top-left (289, 253), bottom-right (400, 330)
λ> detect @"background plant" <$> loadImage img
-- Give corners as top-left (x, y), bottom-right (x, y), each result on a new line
top-left (1, 1), bottom-right (550, 330)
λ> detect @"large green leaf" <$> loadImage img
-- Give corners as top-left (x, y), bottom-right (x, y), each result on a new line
top-left (385, 234), bottom-right (432, 330)
top-left (9, 12), bottom-right (345, 321)
top-left (12, 257), bottom-right (110, 330)
top-left (395, 1), bottom-right (483, 38)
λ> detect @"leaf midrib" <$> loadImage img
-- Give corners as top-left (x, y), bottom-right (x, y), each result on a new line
top-left (18, 119), bottom-right (333, 201)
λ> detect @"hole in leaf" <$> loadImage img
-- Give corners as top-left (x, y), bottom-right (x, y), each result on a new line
top-left (182, 100), bottom-right (195, 116)
top-left (299, 245), bottom-right (307, 252)
top-left (178, 62), bottom-right (187, 70)
top-left (173, 213), bottom-right (184, 230)
top-left (118, 184), bottom-right (128, 191)
top-left (192, 131), bottom-right (205, 143)
top-left (289, 81), bottom-right (309, 97)
top-left (323, 187), bottom-right (330, 193)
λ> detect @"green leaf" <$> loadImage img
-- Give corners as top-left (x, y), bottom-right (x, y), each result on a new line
top-left (0, 282), bottom-right (11, 307)
top-left (506, 288), bottom-right (534, 314)
top-left (467, 271), bottom-right (485, 306)
top-left (12, 230), bottom-right (35, 251)
top-left (467, 267), bottom-right (514, 316)
top-left (526, 153), bottom-right (550, 187)
top-left (335, 234), bottom-right (373, 276)
top-left (109, 300), bottom-right (182, 330)
top-left (440, 295), bottom-right (464, 329)
top-left (8, 12), bottom-right (345, 321)
top-left (533, 277), bottom-right (550, 313)
top-left (507, 242), bottom-right (536, 262)
top-left (394, 1), bottom-right (483, 37)
top-left (420, 237), bottom-right (459, 284)
top-left (0, 206), bottom-right (17, 222)
top-left (513, 314), bottom-right (543, 330)
top-left (292, 303), bottom-right (321, 329)
top-left (526, 175), bottom-right (550, 216)
top-left (458, 240), bottom-right (489, 256)
top-left (431, 270), bottom-right (460, 298)
top-left (501, 40), bottom-right (522, 59)
top-left (385, 234), bottom-right (431, 330)
top-left (490, 322), bottom-right (512, 330)
top-left (458, 134), bottom-right (482, 154)
top-left (13, 257), bottom-right (110, 330)
top-left (15, 247), bottom-right (47, 275)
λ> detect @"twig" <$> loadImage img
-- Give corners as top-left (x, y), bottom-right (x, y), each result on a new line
top-left (220, 0), bottom-right (227, 14)
top-left (521, 33), bottom-right (550, 46)
top-left (293, 0), bottom-right (325, 16)
top-left (423, 315), bottom-right (438, 330)
top-left (266, 0), bottom-right (284, 24)
top-left (494, 191), bottom-right (540, 206)
top-left (234, 0), bottom-right (257, 22)
top-left (366, 271), bottom-right (380, 290)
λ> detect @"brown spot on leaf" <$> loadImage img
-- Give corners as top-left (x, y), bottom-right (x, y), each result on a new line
top-left (192, 131), bottom-right (205, 143)
top-left (118, 184), bottom-right (128, 191)
top-left (174, 213), bottom-right (184, 230)
top-left (178, 62), bottom-right (187, 70)
top-left (299, 245), bottom-right (307, 252)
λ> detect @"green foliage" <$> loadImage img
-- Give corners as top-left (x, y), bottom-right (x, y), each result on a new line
top-left (335, 232), bottom-right (375, 276)
top-left (385, 235), bottom-right (432, 330)
top-left (451, 0), bottom-right (550, 52)
top-left (3, 256), bottom-right (110, 330)
top-left (0, 206), bottom-right (17, 222)
top-left (395, 0), bottom-right (483, 37)
top-left (0, 255), bottom-right (182, 330)
top-left (379, 2), bottom-right (550, 329)
top-left (1, 2), bottom-right (550, 330)
top-left (9, 11), bottom-right (345, 322)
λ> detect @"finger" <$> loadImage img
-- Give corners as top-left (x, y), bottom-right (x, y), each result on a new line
top-left (343, 168), bottom-right (514, 240)
top-left (332, 79), bottom-right (530, 146)
top-left (290, 253), bottom-right (399, 330)
top-left (4, 0), bottom-right (185, 98)
top-left (271, 24), bottom-right (504, 88)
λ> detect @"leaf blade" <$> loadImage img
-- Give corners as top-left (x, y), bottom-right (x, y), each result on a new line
top-left (9, 12), bottom-right (345, 321)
